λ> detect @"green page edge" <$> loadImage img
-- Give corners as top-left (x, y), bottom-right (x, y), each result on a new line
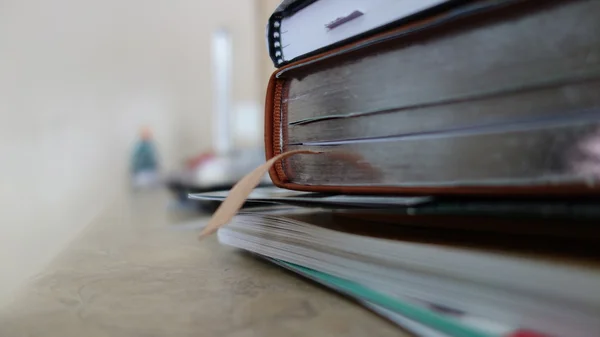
top-left (277, 260), bottom-right (495, 337)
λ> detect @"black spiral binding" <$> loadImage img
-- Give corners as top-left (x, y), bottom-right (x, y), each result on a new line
top-left (270, 15), bottom-right (284, 66)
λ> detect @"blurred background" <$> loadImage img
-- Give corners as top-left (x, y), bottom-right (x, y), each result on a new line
top-left (0, 0), bottom-right (281, 305)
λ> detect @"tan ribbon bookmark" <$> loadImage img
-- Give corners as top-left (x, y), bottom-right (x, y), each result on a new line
top-left (199, 150), bottom-right (321, 239)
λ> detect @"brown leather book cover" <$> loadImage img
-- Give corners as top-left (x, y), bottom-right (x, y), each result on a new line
top-left (264, 0), bottom-right (600, 195)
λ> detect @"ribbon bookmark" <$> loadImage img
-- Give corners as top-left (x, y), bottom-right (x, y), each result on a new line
top-left (198, 150), bottom-right (321, 239)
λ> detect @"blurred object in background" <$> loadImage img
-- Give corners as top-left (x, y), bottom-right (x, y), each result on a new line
top-left (163, 23), bottom-right (270, 212)
top-left (131, 127), bottom-right (160, 189)
top-left (167, 147), bottom-right (272, 211)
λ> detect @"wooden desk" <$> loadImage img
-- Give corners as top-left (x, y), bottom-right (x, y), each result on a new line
top-left (0, 192), bottom-right (404, 337)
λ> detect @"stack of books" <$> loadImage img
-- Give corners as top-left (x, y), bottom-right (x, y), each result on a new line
top-left (193, 189), bottom-right (600, 337)
top-left (194, 1), bottom-right (600, 336)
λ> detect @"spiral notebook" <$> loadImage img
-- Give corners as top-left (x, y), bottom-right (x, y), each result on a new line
top-left (217, 208), bottom-right (600, 337)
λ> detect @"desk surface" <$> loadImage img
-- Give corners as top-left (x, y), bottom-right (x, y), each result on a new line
top-left (0, 191), bottom-right (405, 337)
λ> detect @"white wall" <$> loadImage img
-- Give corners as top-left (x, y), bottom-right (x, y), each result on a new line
top-left (0, 0), bottom-right (262, 305)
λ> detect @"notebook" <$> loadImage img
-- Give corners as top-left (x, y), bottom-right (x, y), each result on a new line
top-left (218, 208), bottom-right (600, 337)
top-left (190, 186), bottom-right (600, 221)
top-left (266, 0), bottom-right (466, 66)
top-left (264, 0), bottom-right (600, 195)
top-left (189, 186), bottom-right (432, 208)
top-left (267, 257), bottom-right (546, 337)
